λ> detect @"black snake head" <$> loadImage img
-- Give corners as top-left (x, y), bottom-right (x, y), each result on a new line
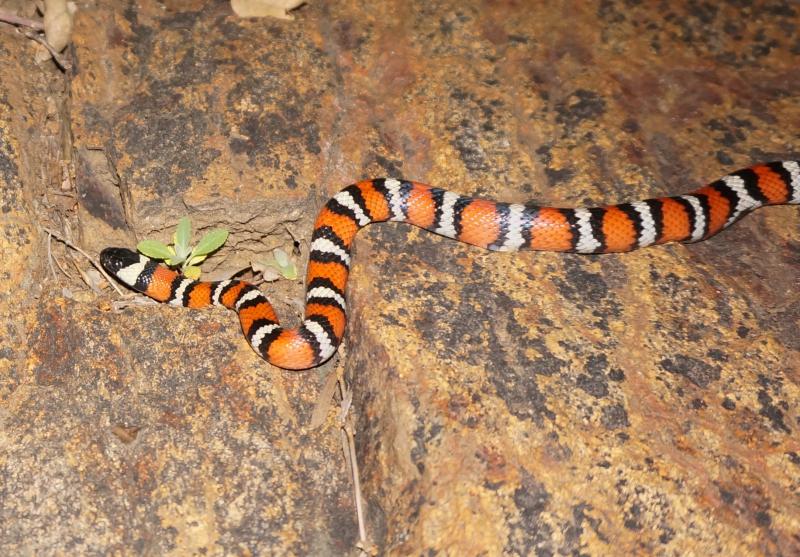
top-left (100, 247), bottom-right (141, 275)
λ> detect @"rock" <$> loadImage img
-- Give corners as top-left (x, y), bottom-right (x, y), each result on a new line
top-left (1, 0), bottom-right (798, 554)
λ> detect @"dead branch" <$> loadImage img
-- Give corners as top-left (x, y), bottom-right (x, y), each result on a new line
top-left (41, 226), bottom-right (125, 296)
top-left (0, 9), bottom-right (44, 31)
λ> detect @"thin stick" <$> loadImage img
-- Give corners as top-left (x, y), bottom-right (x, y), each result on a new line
top-left (0, 9), bottom-right (44, 30)
top-left (112, 296), bottom-right (156, 311)
top-left (22, 29), bottom-right (72, 71)
top-left (52, 251), bottom-right (74, 280)
top-left (48, 233), bottom-right (77, 281)
top-left (338, 376), bottom-right (372, 554)
top-left (48, 190), bottom-right (76, 198)
top-left (69, 252), bottom-right (103, 295)
top-left (41, 226), bottom-right (125, 296)
top-left (343, 423), bottom-right (369, 548)
top-left (46, 234), bottom-right (57, 280)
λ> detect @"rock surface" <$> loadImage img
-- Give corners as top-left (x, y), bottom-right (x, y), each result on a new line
top-left (1, 0), bottom-right (798, 555)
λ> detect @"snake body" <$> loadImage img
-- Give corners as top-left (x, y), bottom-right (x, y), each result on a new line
top-left (101, 161), bottom-right (800, 370)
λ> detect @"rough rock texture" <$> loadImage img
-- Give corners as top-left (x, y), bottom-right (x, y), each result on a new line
top-left (2, 3), bottom-right (357, 555)
top-left (1, 0), bottom-right (799, 555)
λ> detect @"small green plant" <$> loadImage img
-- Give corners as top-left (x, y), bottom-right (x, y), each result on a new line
top-left (252, 247), bottom-right (298, 282)
top-left (137, 217), bottom-right (229, 280)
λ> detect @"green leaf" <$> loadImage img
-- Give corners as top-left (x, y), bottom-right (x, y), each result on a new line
top-left (174, 242), bottom-right (192, 260)
top-left (270, 248), bottom-right (297, 280)
top-left (175, 217), bottom-right (192, 251)
top-left (184, 265), bottom-right (201, 280)
top-left (188, 254), bottom-right (207, 266)
top-left (280, 261), bottom-right (298, 280)
top-left (137, 239), bottom-right (174, 260)
top-left (273, 248), bottom-right (289, 267)
top-left (166, 255), bottom-right (186, 266)
top-left (193, 228), bottom-right (229, 256)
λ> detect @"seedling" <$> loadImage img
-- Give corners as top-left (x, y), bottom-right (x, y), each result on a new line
top-left (252, 247), bottom-right (298, 282)
top-left (137, 217), bottom-right (229, 279)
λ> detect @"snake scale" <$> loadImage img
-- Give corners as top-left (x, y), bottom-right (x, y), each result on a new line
top-left (101, 161), bottom-right (800, 370)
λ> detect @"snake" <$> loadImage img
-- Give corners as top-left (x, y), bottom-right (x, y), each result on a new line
top-left (101, 161), bottom-right (800, 370)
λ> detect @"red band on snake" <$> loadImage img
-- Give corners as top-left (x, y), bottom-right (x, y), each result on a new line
top-left (101, 161), bottom-right (800, 370)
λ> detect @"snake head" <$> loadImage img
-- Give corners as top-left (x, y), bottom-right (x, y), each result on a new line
top-left (100, 247), bottom-right (142, 275)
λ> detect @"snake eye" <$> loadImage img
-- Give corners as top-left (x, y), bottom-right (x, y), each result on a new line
top-left (100, 247), bottom-right (141, 274)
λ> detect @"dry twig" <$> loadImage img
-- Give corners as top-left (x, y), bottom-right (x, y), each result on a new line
top-left (46, 234), bottom-right (58, 280)
top-left (0, 9), bottom-right (71, 70)
top-left (111, 296), bottom-right (156, 311)
top-left (47, 233), bottom-right (74, 281)
top-left (41, 226), bottom-right (125, 296)
top-left (51, 251), bottom-right (74, 280)
top-left (68, 252), bottom-right (103, 294)
top-left (23, 28), bottom-right (71, 71)
top-left (0, 9), bottom-right (44, 30)
top-left (333, 344), bottom-right (376, 555)
top-left (309, 343), bottom-right (375, 554)
top-left (47, 189), bottom-right (77, 199)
